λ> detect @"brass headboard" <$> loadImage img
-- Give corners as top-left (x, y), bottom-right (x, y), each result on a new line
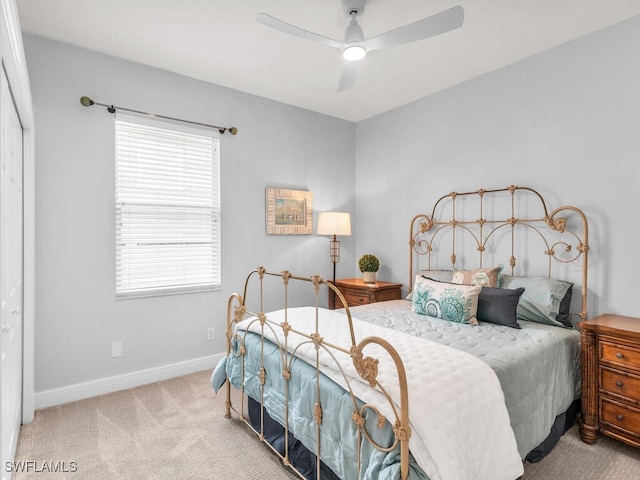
top-left (409, 185), bottom-right (589, 321)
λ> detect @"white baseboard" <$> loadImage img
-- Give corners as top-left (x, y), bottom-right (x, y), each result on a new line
top-left (34, 353), bottom-right (224, 410)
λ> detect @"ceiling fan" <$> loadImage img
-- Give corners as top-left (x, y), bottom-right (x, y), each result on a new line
top-left (257, 0), bottom-right (464, 92)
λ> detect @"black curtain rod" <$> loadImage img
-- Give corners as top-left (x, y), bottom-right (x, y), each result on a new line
top-left (79, 96), bottom-right (238, 135)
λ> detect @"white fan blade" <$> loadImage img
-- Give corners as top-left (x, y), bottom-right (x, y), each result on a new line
top-left (363, 5), bottom-right (464, 52)
top-left (257, 13), bottom-right (345, 50)
top-left (337, 60), bottom-right (359, 92)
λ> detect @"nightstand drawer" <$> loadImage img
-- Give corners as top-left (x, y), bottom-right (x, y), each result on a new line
top-left (601, 367), bottom-right (640, 402)
top-left (581, 314), bottom-right (640, 447)
top-left (343, 292), bottom-right (370, 306)
top-left (601, 342), bottom-right (640, 371)
top-left (374, 289), bottom-right (402, 302)
top-left (328, 278), bottom-right (402, 310)
top-left (601, 397), bottom-right (640, 436)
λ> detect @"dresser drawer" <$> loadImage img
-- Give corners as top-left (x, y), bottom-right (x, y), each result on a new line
top-left (601, 341), bottom-right (640, 372)
top-left (600, 397), bottom-right (640, 437)
top-left (343, 292), bottom-right (370, 306)
top-left (601, 367), bottom-right (640, 404)
top-left (372, 289), bottom-right (402, 302)
top-left (581, 314), bottom-right (640, 447)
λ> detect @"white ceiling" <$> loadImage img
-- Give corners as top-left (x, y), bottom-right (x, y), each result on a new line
top-left (16, 0), bottom-right (640, 122)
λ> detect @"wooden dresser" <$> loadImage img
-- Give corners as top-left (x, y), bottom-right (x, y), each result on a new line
top-left (580, 314), bottom-right (640, 447)
top-left (328, 278), bottom-right (402, 310)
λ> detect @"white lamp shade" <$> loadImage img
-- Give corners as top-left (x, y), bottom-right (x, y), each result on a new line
top-left (317, 212), bottom-right (351, 236)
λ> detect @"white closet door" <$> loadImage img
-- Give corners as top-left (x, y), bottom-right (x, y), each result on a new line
top-left (0, 65), bottom-right (24, 479)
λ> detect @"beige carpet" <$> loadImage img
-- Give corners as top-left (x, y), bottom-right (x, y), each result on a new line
top-left (13, 370), bottom-right (640, 479)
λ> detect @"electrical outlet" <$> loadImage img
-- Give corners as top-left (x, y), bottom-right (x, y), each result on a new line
top-left (112, 341), bottom-right (123, 358)
top-left (207, 327), bottom-right (215, 341)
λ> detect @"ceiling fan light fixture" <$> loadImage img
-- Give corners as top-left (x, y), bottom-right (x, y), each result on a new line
top-left (343, 45), bottom-right (366, 61)
top-left (258, 2), bottom-right (465, 92)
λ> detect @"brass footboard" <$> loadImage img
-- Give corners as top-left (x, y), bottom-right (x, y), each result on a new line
top-left (224, 266), bottom-right (411, 480)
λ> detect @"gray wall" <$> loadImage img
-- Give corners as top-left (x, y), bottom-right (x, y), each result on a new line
top-left (24, 34), bottom-right (356, 393)
top-left (25, 14), bottom-right (640, 395)
top-left (355, 15), bottom-right (640, 318)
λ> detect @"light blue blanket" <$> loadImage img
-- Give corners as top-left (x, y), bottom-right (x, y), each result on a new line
top-left (212, 331), bottom-right (428, 480)
top-left (212, 299), bottom-right (580, 478)
top-left (346, 300), bottom-right (581, 458)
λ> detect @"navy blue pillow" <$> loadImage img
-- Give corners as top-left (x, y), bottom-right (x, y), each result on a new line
top-left (477, 286), bottom-right (525, 329)
top-left (556, 286), bottom-right (573, 328)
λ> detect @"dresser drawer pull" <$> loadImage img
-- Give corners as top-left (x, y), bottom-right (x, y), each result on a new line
top-left (616, 414), bottom-right (624, 421)
top-left (615, 381), bottom-right (624, 387)
top-left (616, 352), bottom-right (625, 359)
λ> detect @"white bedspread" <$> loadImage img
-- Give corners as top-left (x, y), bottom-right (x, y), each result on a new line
top-left (236, 307), bottom-right (524, 480)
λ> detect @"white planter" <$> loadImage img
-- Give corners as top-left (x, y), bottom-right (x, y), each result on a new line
top-left (362, 271), bottom-right (376, 283)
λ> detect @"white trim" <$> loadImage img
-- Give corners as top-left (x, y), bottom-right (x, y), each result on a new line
top-left (1, 0), bottom-right (36, 425)
top-left (20, 113), bottom-right (35, 424)
top-left (34, 354), bottom-right (223, 410)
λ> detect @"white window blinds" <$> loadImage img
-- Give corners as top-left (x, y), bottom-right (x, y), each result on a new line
top-left (115, 114), bottom-right (220, 299)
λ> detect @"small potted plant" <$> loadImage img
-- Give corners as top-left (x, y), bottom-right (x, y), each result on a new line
top-left (358, 254), bottom-right (379, 283)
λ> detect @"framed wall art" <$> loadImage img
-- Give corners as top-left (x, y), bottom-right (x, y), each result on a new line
top-left (265, 188), bottom-right (313, 235)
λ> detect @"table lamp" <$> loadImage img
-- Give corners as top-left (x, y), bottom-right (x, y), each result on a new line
top-left (316, 212), bottom-right (351, 284)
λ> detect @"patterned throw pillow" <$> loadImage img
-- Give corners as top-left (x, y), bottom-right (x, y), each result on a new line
top-left (405, 270), bottom-right (454, 300)
top-left (452, 266), bottom-right (502, 287)
top-left (412, 276), bottom-right (481, 325)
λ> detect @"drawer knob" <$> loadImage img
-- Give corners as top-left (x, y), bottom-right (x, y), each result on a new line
top-left (616, 381), bottom-right (624, 387)
top-left (616, 353), bottom-right (625, 359)
top-left (616, 414), bottom-right (624, 421)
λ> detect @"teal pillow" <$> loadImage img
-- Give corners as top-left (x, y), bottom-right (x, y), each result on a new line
top-left (499, 276), bottom-right (573, 328)
top-left (412, 276), bottom-right (481, 325)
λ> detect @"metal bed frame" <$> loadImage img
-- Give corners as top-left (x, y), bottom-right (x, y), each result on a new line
top-left (223, 185), bottom-right (590, 480)
top-left (224, 267), bottom-right (411, 479)
top-left (409, 185), bottom-right (589, 322)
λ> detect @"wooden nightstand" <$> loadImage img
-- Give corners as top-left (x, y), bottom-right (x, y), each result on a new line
top-left (328, 278), bottom-right (402, 310)
top-left (580, 314), bottom-right (640, 448)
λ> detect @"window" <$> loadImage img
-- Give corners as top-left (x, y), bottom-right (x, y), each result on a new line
top-left (115, 114), bottom-right (220, 299)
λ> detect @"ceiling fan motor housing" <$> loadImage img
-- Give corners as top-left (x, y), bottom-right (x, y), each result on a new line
top-left (345, 17), bottom-right (365, 43)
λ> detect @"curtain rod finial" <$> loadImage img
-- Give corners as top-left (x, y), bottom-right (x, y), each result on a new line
top-left (80, 96), bottom-right (236, 134)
